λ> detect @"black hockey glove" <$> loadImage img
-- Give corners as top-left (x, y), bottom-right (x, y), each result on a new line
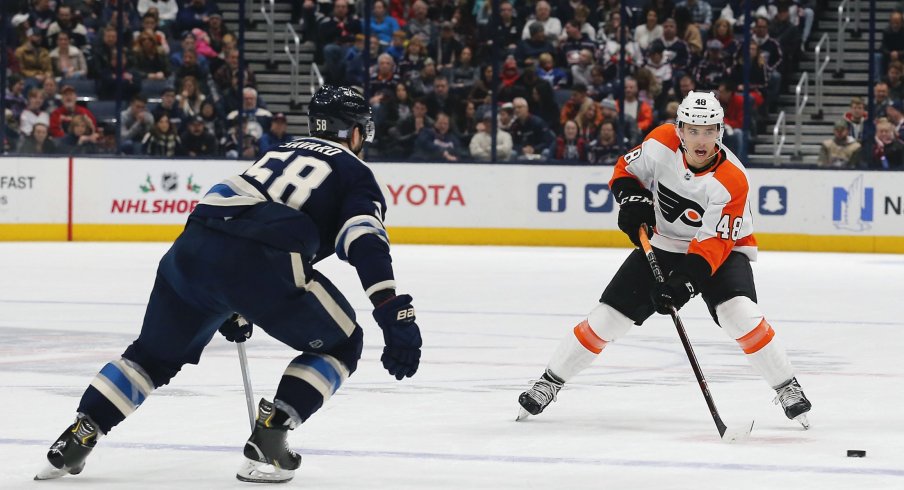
top-left (218, 314), bottom-right (253, 343)
top-left (650, 254), bottom-right (711, 315)
top-left (372, 294), bottom-right (422, 380)
top-left (651, 273), bottom-right (696, 314)
top-left (614, 180), bottom-right (655, 248)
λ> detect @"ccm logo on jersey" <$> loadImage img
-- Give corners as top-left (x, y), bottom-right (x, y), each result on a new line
top-left (396, 308), bottom-right (416, 321)
top-left (657, 183), bottom-right (705, 227)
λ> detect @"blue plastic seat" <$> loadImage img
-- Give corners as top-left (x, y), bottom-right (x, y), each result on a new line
top-left (140, 78), bottom-right (173, 98)
top-left (59, 78), bottom-right (97, 98)
top-left (88, 100), bottom-right (120, 124)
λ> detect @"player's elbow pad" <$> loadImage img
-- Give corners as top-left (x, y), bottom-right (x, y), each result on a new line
top-left (335, 215), bottom-right (390, 262)
top-left (347, 233), bottom-right (395, 297)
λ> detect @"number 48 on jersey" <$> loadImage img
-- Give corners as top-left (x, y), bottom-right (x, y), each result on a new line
top-left (717, 214), bottom-right (743, 240)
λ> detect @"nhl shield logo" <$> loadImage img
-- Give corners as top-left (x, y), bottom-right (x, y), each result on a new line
top-left (309, 339), bottom-right (324, 348)
top-left (161, 173), bottom-right (179, 192)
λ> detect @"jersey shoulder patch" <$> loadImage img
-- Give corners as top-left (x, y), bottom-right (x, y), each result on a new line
top-left (643, 123), bottom-right (681, 152)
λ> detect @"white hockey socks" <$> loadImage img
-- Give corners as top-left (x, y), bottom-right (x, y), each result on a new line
top-left (546, 320), bottom-right (602, 381)
top-left (547, 303), bottom-right (634, 382)
top-left (716, 297), bottom-right (795, 388)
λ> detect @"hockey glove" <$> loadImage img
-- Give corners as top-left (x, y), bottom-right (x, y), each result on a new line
top-left (218, 314), bottom-right (253, 343)
top-left (372, 294), bottom-right (422, 380)
top-left (651, 273), bottom-right (697, 315)
top-left (615, 186), bottom-right (655, 248)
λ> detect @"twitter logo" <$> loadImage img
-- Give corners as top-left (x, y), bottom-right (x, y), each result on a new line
top-left (585, 184), bottom-right (614, 213)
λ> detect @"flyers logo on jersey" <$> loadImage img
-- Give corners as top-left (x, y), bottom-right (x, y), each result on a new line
top-left (658, 183), bottom-right (705, 227)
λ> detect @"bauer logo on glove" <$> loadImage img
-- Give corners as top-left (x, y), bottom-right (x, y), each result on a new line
top-left (373, 294), bottom-right (423, 380)
top-left (396, 307), bottom-right (416, 321)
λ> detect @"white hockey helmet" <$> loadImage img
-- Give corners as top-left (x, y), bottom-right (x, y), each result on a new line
top-left (676, 90), bottom-right (724, 143)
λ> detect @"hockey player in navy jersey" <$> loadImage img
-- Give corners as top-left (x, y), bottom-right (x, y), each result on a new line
top-left (36, 85), bottom-right (423, 483)
top-left (517, 91), bottom-right (811, 429)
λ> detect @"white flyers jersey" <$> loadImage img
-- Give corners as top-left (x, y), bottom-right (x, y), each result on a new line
top-left (609, 123), bottom-right (758, 273)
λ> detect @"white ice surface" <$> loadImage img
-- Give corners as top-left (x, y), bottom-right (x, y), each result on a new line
top-left (0, 243), bottom-right (902, 489)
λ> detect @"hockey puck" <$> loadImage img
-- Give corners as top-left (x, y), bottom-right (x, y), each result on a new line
top-left (846, 450), bottom-right (866, 458)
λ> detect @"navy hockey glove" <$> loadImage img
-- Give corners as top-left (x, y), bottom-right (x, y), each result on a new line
top-left (372, 294), bottom-right (422, 380)
top-left (651, 273), bottom-right (696, 315)
top-left (615, 185), bottom-right (655, 248)
top-left (218, 314), bottom-right (253, 343)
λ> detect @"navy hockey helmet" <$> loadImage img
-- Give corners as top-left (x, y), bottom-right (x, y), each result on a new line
top-left (308, 85), bottom-right (375, 143)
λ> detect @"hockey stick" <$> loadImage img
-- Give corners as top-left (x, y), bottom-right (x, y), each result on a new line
top-left (638, 225), bottom-right (753, 443)
top-left (236, 342), bottom-right (256, 432)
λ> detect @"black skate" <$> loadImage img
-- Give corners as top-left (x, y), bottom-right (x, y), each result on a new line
top-left (236, 398), bottom-right (301, 483)
top-left (34, 414), bottom-right (101, 480)
top-left (774, 377), bottom-right (812, 429)
top-left (516, 371), bottom-right (564, 421)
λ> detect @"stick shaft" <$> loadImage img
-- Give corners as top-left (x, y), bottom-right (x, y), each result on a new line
top-left (638, 226), bottom-right (728, 437)
top-left (237, 342), bottom-right (256, 432)
top-left (667, 307), bottom-right (728, 436)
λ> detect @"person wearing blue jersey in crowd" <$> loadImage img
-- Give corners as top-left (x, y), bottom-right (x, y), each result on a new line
top-left (37, 85), bottom-right (423, 483)
top-left (257, 112), bottom-right (295, 157)
top-left (366, 0), bottom-right (400, 45)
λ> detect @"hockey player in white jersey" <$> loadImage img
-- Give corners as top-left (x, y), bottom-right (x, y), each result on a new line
top-left (517, 91), bottom-right (812, 428)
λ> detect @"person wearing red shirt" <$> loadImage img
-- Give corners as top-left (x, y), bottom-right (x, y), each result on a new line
top-left (717, 81), bottom-right (763, 155)
top-left (49, 85), bottom-right (97, 138)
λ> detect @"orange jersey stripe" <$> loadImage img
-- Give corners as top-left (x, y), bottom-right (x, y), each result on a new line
top-left (687, 239), bottom-right (727, 274)
top-left (735, 234), bottom-right (757, 248)
top-left (609, 147), bottom-right (640, 187)
top-left (573, 320), bottom-right (607, 354)
top-left (687, 232), bottom-right (757, 274)
top-left (609, 125), bottom-right (682, 188)
top-left (645, 123), bottom-right (681, 150)
top-left (736, 318), bottom-right (775, 354)
top-left (687, 160), bottom-right (751, 272)
top-left (713, 160), bottom-right (749, 203)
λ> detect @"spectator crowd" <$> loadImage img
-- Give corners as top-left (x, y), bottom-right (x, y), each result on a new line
top-left (851, 9), bottom-right (904, 169)
top-left (301, 0), bottom-right (818, 164)
top-left (4, 0), bottom-right (899, 169)
top-left (4, 0), bottom-right (291, 158)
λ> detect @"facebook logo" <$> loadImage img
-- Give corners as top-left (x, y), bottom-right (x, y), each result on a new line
top-left (758, 186), bottom-right (787, 215)
top-left (833, 175), bottom-right (873, 231)
top-left (584, 184), bottom-right (614, 213)
top-left (538, 183), bottom-right (566, 212)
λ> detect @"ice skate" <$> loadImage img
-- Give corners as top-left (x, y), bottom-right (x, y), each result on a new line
top-left (774, 377), bottom-right (811, 429)
top-left (34, 414), bottom-right (101, 480)
top-left (516, 371), bottom-right (564, 421)
top-left (236, 398), bottom-right (301, 483)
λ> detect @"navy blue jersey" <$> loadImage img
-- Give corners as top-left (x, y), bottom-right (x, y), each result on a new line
top-left (192, 137), bottom-right (394, 295)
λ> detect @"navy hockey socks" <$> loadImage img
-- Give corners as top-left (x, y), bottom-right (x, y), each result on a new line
top-left (77, 358), bottom-right (156, 434)
top-left (274, 353), bottom-right (351, 423)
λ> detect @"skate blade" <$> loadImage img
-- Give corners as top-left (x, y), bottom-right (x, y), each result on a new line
top-left (516, 407), bottom-right (531, 421)
top-left (236, 458), bottom-right (295, 483)
top-left (794, 414), bottom-right (810, 430)
top-left (35, 463), bottom-right (79, 481)
top-left (721, 420), bottom-right (755, 444)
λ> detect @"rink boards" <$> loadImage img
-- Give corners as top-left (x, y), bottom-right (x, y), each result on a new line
top-left (0, 156), bottom-right (902, 253)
